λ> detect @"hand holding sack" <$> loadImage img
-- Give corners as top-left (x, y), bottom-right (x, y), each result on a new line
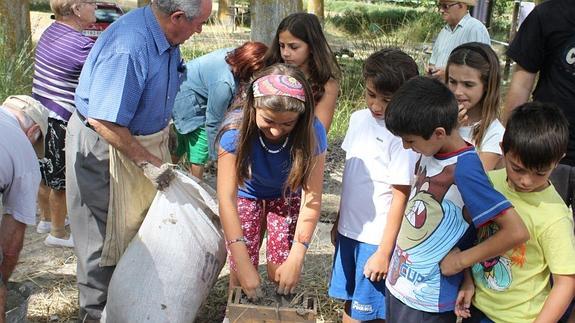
top-left (141, 162), bottom-right (176, 191)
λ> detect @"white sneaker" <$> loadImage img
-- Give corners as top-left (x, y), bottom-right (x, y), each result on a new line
top-left (44, 234), bottom-right (74, 248)
top-left (37, 220), bottom-right (51, 234)
top-left (36, 218), bottom-right (70, 234)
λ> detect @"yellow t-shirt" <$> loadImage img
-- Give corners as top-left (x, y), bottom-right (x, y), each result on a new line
top-left (472, 168), bottom-right (575, 323)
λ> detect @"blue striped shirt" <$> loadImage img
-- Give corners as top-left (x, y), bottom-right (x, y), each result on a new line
top-left (429, 13), bottom-right (491, 68)
top-left (32, 22), bottom-right (94, 121)
top-left (75, 5), bottom-right (184, 135)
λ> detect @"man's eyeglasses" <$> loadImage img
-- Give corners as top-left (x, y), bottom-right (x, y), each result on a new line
top-left (437, 2), bottom-right (460, 10)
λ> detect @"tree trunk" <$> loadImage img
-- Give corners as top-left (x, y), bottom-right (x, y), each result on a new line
top-left (307, 0), bottom-right (323, 23)
top-left (0, 0), bottom-right (31, 50)
top-left (218, 0), bottom-right (234, 26)
top-left (250, 0), bottom-right (302, 45)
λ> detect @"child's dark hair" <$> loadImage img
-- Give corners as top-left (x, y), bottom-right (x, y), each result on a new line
top-left (363, 48), bottom-right (419, 95)
top-left (264, 12), bottom-right (341, 104)
top-left (502, 102), bottom-right (568, 171)
top-left (219, 63), bottom-right (317, 193)
top-left (446, 42), bottom-right (501, 150)
top-left (385, 76), bottom-right (458, 139)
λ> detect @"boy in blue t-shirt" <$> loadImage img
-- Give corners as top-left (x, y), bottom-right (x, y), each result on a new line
top-left (383, 76), bottom-right (529, 322)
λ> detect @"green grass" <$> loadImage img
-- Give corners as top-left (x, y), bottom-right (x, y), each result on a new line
top-left (327, 3), bottom-right (429, 35)
top-left (394, 10), bottom-right (444, 43)
top-left (0, 28), bottom-right (34, 102)
top-left (326, 1), bottom-right (404, 13)
top-left (29, 0), bottom-right (51, 12)
top-left (329, 57), bottom-right (365, 142)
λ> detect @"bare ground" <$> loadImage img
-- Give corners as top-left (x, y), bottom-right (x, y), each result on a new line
top-left (10, 144), bottom-right (343, 322)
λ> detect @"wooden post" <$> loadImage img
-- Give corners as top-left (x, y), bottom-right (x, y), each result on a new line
top-left (485, 0), bottom-right (494, 29)
top-left (0, 0), bottom-right (31, 51)
top-left (307, 0), bottom-right (324, 23)
top-left (250, 0), bottom-right (303, 45)
top-left (503, 0), bottom-right (520, 81)
top-left (218, 0), bottom-right (235, 28)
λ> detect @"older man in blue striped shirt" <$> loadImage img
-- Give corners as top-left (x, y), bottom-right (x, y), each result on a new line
top-left (66, 0), bottom-right (212, 321)
top-left (428, 0), bottom-right (490, 81)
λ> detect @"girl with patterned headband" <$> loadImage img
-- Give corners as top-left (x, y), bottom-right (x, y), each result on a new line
top-left (217, 63), bottom-right (327, 300)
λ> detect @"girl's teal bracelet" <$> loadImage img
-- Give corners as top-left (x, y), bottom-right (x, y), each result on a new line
top-left (296, 240), bottom-right (310, 249)
top-left (226, 236), bottom-right (246, 246)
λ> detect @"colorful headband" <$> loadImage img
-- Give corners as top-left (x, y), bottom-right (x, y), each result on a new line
top-left (253, 75), bottom-right (306, 102)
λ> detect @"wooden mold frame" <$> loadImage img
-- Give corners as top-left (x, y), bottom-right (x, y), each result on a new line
top-left (226, 287), bottom-right (317, 323)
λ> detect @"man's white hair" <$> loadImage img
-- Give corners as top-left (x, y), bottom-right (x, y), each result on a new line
top-left (155, 0), bottom-right (204, 20)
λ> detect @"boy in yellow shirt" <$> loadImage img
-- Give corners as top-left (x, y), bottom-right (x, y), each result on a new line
top-left (463, 102), bottom-right (575, 322)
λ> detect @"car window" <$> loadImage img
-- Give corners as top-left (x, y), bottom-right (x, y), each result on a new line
top-left (95, 8), bottom-right (122, 23)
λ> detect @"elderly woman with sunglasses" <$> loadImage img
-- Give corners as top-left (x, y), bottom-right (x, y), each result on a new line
top-left (427, 0), bottom-right (491, 81)
top-left (32, 0), bottom-right (96, 248)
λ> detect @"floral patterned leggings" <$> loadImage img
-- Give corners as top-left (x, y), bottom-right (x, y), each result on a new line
top-left (227, 194), bottom-right (301, 271)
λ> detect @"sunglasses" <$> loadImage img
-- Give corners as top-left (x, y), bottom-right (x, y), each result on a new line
top-left (437, 2), bottom-right (460, 10)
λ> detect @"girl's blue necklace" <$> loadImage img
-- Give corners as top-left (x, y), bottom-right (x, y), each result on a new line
top-left (258, 133), bottom-right (289, 154)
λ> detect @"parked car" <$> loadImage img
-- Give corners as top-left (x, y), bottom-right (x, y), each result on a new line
top-left (82, 2), bottom-right (124, 39)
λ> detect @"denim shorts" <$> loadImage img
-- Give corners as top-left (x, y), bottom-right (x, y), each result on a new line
top-left (328, 233), bottom-right (386, 321)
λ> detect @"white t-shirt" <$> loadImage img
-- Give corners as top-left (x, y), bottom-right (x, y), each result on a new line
top-left (458, 119), bottom-right (505, 155)
top-left (0, 108), bottom-right (41, 225)
top-left (338, 109), bottom-right (418, 245)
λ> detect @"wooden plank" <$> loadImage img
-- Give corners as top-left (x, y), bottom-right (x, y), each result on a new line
top-left (227, 287), bottom-right (316, 322)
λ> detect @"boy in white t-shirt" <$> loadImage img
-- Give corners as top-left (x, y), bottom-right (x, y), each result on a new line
top-left (328, 49), bottom-right (419, 322)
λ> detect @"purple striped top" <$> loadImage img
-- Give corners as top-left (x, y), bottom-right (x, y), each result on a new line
top-left (32, 22), bottom-right (94, 121)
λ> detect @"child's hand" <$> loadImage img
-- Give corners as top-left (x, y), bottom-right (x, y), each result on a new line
top-left (274, 255), bottom-right (304, 295)
top-left (363, 249), bottom-right (390, 282)
top-left (237, 262), bottom-right (262, 300)
top-left (331, 211), bottom-right (340, 247)
top-left (454, 278), bottom-right (474, 318)
top-left (457, 104), bottom-right (468, 126)
top-left (440, 247), bottom-right (464, 276)
top-left (330, 224), bottom-right (338, 247)
top-left (429, 67), bottom-right (445, 81)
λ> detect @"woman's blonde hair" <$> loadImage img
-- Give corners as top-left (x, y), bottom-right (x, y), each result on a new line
top-left (50, 0), bottom-right (81, 19)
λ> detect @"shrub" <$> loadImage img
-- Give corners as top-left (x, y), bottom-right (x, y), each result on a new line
top-left (0, 28), bottom-right (34, 102)
top-left (329, 6), bottom-right (426, 35)
top-left (394, 10), bottom-right (444, 43)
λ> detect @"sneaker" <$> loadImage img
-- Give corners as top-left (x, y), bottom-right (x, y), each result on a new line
top-left (44, 234), bottom-right (74, 248)
top-left (36, 218), bottom-right (70, 234)
top-left (36, 220), bottom-right (51, 234)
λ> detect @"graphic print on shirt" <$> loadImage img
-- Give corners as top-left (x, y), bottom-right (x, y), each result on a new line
top-left (472, 222), bottom-right (526, 291)
top-left (562, 34), bottom-right (575, 77)
top-left (388, 164), bottom-right (469, 307)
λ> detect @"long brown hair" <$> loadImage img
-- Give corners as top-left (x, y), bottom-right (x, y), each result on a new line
top-left (219, 63), bottom-right (317, 194)
top-left (263, 13), bottom-right (341, 104)
top-left (446, 42), bottom-right (501, 150)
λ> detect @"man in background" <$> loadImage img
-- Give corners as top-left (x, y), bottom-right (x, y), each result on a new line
top-left (428, 0), bottom-right (491, 80)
